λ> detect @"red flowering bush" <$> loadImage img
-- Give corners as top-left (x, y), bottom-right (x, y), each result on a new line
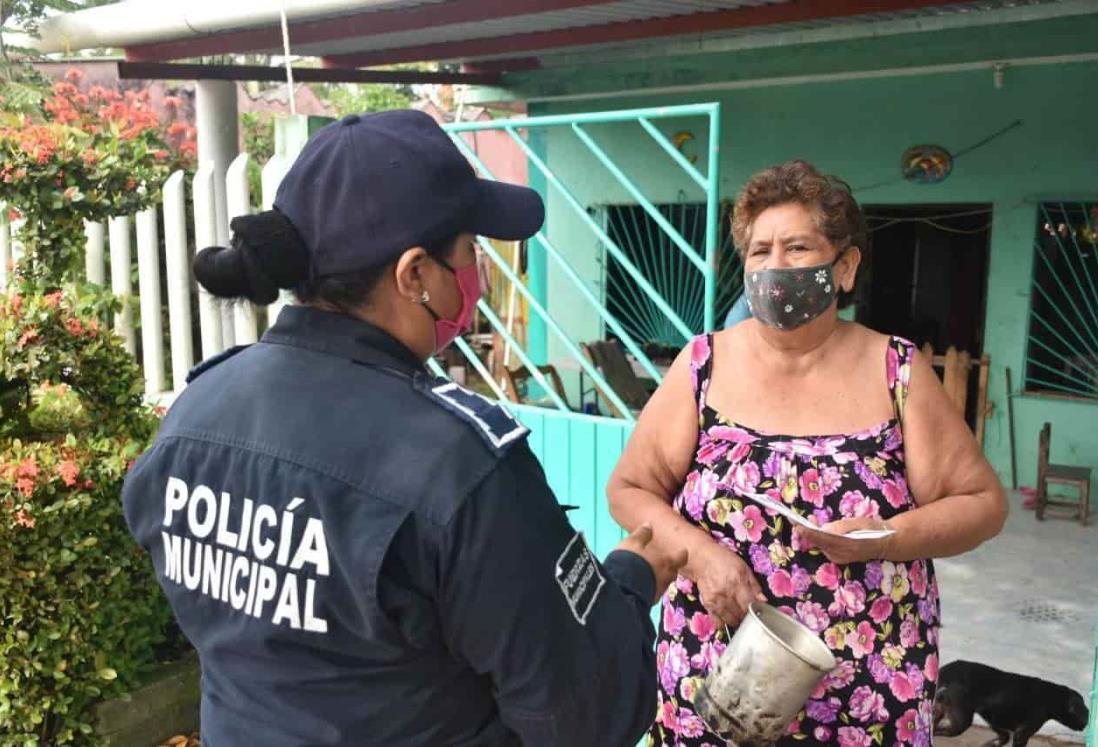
top-left (0, 69), bottom-right (194, 283)
top-left (0, 69), bottom-right (184, 744)
top-left (0, 288), bottom-right (171, 745)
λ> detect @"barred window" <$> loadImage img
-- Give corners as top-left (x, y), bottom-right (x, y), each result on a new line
top-left (1025, 202), bottom-right (1098, 400)
top-left (603, 202), bottom-right (739, 348)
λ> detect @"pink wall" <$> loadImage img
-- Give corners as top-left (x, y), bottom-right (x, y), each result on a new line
top-left (418, 102), bottom-right (528, 186)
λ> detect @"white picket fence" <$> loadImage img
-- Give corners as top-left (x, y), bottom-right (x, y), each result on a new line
top-left (0, 152), bottom-right (296, 405)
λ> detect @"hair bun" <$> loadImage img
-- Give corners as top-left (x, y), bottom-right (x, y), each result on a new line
top-left (193, 210), bottom-right (310, 305)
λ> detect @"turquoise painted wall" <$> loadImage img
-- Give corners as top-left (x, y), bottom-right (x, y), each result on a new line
top-left (514, 404), bottom-right (633, 557)
top-left (528, 59), bottom-right (1098, 497)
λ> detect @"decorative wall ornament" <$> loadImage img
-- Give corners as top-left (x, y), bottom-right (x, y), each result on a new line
top-left (901, 144), bottom-right (954, 184)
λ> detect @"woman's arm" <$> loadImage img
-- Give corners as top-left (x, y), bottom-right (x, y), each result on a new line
top-left (797, 348), bottom-right (1008, 564)
top-left (608, 340), bottom-right (764, 624)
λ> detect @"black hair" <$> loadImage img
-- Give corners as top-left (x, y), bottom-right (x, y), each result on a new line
top-left (193, 210), bottom-right (459, 312)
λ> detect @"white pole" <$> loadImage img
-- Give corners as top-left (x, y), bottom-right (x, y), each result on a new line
top-left (193, 162), bottom-right (223, 359)
top-left (226, 152), bottom-right (257, 344)
top-left (196, 79), bottom-right (239, 346)
top-left (261, 155), bottom-right (293, 324)
top-left (163, 171), bottom-right (194, 392)
top-left (136, 208), bottom-right (165, 397)
top-left (84, 221), bottom-right (106, 285)
top-left (108, 216), bottom-right (135, 354)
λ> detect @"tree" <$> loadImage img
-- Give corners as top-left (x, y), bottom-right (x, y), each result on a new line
top-left (1, 0), bottom-right (119, 111)
top-left (314, 80), bottom-right (414, 115)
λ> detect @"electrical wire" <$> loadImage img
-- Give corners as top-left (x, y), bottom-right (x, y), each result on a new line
top-left (866, 206), bottom-right (993, 235)
top-left (854, 119), bottom-right (1024, 194)
top-left (868, 217), bottom-right (992, 235)
top-left (866, 207), bottom-right (992, 222)
top-left (280, 1), bottom-right (297, 117)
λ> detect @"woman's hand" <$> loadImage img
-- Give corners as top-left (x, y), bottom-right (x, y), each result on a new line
top-left (794, 518), bottom-right (894, 565)
top-left (691, 540), bottom-right (766, 627)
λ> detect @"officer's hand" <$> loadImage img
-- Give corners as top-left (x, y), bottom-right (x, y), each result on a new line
top-left (615, 523), bottom-right (688, 605)
top-left (693, 540), bottom-right (765, 627)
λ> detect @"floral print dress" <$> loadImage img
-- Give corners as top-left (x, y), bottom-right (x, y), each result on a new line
top-left (650, 334), bottom-right (940, 747)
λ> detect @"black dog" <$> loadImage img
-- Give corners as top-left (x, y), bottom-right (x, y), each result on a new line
top-left (933, 660), bottom-right (1089, 746)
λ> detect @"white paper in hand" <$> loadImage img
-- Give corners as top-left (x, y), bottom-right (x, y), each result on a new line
top-left (733, 488), bottom-right (895, 541)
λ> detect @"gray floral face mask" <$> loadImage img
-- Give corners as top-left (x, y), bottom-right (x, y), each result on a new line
top-left (743, 259), bottom-right (840, 331)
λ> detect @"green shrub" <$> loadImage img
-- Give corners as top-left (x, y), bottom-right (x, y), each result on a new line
top-left (0, 66), bottom-right (191, 745)
top-left (0, 289), bottom-right (175, 746)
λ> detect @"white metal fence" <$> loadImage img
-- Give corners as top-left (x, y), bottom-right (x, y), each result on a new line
top-left (0, 153), bottom-right (294, 404)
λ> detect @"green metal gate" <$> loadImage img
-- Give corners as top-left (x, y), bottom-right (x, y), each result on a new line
top-left (429, 103), bottom-right (723, 556)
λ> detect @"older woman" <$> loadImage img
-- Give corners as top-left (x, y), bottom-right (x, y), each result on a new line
top-left (608, 160), bottom-right (1007, 746)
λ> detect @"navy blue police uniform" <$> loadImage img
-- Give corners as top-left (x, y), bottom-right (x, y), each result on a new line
top-left (122, 305), bottom-right (658, 746)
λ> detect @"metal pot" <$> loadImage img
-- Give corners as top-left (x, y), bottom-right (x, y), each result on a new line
top-left (693, 602), bottom-right (836, 746)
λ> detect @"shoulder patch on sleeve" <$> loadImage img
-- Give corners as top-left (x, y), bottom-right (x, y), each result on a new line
top-left (185, 344), bottom-right (251, 384)
top-left (555, 532), bottom-right (606, 626)
top-left (421, 380), bottom-right (529, 456)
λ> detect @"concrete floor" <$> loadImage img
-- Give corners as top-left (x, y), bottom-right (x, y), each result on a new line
top-left (935, 491), bottom-right (1097, 742)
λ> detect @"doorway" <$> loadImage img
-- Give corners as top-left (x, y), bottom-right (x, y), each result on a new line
top-left (857, 204), bottom-right (992, 356)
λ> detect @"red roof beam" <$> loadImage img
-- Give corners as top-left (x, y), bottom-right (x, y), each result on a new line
top-left (323, 0), bottom-right (981, 68)
top-left (124, 0), bottom-right (621, 63)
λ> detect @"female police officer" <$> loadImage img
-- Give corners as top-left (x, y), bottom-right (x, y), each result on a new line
top-left (121, 109), bottom-right (685, 746)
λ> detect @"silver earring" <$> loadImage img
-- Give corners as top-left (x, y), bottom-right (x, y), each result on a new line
top-left (417, 290), bottom-right (430, 304)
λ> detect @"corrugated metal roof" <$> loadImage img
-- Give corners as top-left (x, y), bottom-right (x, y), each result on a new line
top-left (481, 0), bottom-right (1080, 66)
top-left (292, 0), bottom-right (787, 57)
top-left (37, 0), bottom-right (1089, 66)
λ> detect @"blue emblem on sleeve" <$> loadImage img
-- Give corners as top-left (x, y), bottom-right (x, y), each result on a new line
top-left (424, 381), bottom-right (529, 455)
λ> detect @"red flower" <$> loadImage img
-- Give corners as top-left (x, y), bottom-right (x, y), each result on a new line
top-left (7, 207), bottom-right (21, 222)
top-left (167, 122), bottom-right (188, 137)
top-left (64, 68), bottom-right (85, 83)
top-left (58, 460), bottom-right (80, 487)
top-left (14, 509), bottom-right (36, 529)
top-left (9, 293), bottom-right (23, 314)
top-left (163, 95), bottom-right (183, 108)
top-left (153, 149), bottom-right (169, 161)
top-left (44, 291), bottom-right (63, 308)
top-left (65, 317), bottom-right (85, 336)
top-left (16, 478), bottom-right (35, 498)
top-left (16, 457), bottom-right (38, 480)
top-left (18, 327), bottom-right (39, 347)
top-left (51, 81), bottom-right (77, 96)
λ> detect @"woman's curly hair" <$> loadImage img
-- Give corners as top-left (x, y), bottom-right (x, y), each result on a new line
top-left (731, 160), bottom-right (868, 308)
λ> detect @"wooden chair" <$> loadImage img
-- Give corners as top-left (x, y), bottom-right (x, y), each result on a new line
top-left (491, 327), bottom-right (570, 408)
top-left (489, 339), bottom-right (571, 409)
top-left (580, 340), bottom-right (657, 420)
top-left (1035, 422), bottom-right (1092, 526)
top-left (504, 364), bottom-right (570, 410)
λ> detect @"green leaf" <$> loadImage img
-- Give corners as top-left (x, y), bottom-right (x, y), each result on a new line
top-left (95, 668), bottom-right (117, 681)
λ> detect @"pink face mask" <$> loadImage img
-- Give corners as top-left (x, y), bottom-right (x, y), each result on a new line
top-left (424, 257), bottom-right (481, 353)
